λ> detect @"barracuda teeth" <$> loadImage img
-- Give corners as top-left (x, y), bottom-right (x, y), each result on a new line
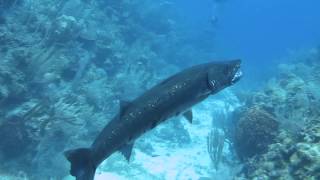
top-left (235, 70), bottom-right (242, 78)
top-left (232, 69), bottom-right (242, 83)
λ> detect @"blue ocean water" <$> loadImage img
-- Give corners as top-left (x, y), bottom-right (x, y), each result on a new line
top-left (0, 0), bottom-right (319, 179)
top-left (175, 0), bottom-right (320, 86)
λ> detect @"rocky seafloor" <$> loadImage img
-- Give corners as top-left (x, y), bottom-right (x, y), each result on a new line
top-left (0, 0), bottom-right (320, 180)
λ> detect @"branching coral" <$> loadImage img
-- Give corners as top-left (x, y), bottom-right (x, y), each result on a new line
top-left (207, 128), bottom-right (225, 170)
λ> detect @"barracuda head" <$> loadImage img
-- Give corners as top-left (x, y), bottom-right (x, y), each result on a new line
top-left (207, 59), bottom-right (242, 93)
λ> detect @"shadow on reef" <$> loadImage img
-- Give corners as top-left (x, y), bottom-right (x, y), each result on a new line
top-left (231, 48), bottom-right (320, 179)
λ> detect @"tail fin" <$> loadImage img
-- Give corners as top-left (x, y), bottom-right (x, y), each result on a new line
top-left (64, 148), bottom-right (96, 180)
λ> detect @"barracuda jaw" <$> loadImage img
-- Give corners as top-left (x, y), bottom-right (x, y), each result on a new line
top-left (231, 68), bottom-right (242, 84)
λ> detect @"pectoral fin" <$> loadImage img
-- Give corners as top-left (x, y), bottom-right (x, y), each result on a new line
top-left (183, 110), bottom-right (193, 124)
top-left (119, 143), bottom-right (134, 162)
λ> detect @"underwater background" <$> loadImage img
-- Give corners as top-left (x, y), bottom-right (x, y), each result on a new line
top-left (0, 0), bottom-right (320, 179)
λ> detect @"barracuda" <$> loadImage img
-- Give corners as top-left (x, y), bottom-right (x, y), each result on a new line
top-left (64, 59), bottom-right (242, 180)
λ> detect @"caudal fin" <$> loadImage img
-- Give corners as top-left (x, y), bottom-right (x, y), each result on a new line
top-left (64, 148), bottom-right (96, 180)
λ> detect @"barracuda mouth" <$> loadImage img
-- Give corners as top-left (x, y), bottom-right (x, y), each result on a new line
top-left (231, 66), bottom-right (242, 84)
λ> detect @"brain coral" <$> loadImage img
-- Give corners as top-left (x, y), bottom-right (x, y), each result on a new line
top-left (234, 106), bottom-right (279, 160)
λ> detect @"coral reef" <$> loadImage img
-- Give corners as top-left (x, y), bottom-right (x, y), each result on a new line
top-left (237, 119), bottom-right (320, 179)
top-left (233, 106), bottom-right (279, 160)
top-left (1, 0), bottom-right (318, 179)
top-left (0, 0), bottom-right (215, 179)
top-left (235, 48), bottom-right (320, 179)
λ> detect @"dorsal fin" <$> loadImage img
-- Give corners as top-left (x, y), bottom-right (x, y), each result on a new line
top-left (119, 143), bottom-right (134, 162)
top-left (183, 110), bottom-right (193, 124)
